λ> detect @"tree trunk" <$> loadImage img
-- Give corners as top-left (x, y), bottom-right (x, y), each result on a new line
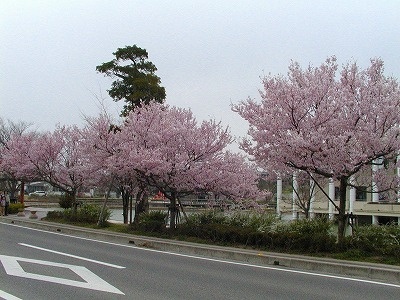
top-left (304, 205), bottom-right (310, 219)
top-left (129, 194), bottom-right (133, 224)
top-left (69, 190), bottom-right (78, 215)
top-left (169, 190), bottom-right (177, 229)
top-left (143, 192), bottom-right (149, 213)
top-left (121, 187), bottom-right (130, 224)
top-left (6, 178), bottom-right (19, 203)
top-left (19, 181), bottom-right (25, 204)
top-left (134, 190), bottom-right (142, 224)
top-left (337, 176), bottom-right (348, 247)
top-left (134, 189), bottom-right (149, 224)
top-left (177, 197), bottom-right (188, 222)
top-left (98, 178), bottom-right (114, 226)
top-left (98, 190), bottom-right (109, 226)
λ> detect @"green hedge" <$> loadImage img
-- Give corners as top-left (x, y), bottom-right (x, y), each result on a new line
top-left (132, 211), bottom-right (168, 232)
top-left (7, 203), bottom-right (25, 214)
top-left (175, 212), bottom-right (336, 253)
top-left (59, 194), bottom-right (74, 209)
top-left (46, 204), bottom-right (111, 227)
top-left (345, 224), bottom-right (400, 258)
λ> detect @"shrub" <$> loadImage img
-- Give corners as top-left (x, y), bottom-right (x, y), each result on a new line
top-left (46, 210), bottom-right (64, 220)
top-left (7, 203), bottom-right (25, 214)
top-left (59, 194), bottom-right (74, 209)
top-left (136, 211), bottom-right (167, 232)
top-left (177, 212), bottom-right (336, 252)
top-left (224, 211), bottom-right (279, 232)
top-left (285, 217), bottom-right (332, 235)
top-left (177, 222), bottom-right (246, 244)
top-left (177, 211), bottom-right (228, 238)
top-left (348, 224), bottom-right (400, 257)
top-left (273, 217), bottom-right (336, 252)
top-left (46, 204), bottom-right (111, 226)
top-left (187, 210), bottom-right (227, 225)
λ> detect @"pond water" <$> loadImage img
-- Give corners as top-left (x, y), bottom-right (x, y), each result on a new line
top-left (109, 209), bottom-right (129, 222)
top-left (108, 208), bottom-right (198, 223)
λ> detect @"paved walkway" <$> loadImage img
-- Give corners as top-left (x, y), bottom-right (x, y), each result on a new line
top-left (21, 207), bottom-right (58, 219)
top-left (20, 206), bottom-right (123, 223)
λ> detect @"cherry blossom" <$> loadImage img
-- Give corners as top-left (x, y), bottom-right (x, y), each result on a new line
top-left (234, 57), bottom-right (400, 243)
top-left (115, 102), bottom-right (262, 227)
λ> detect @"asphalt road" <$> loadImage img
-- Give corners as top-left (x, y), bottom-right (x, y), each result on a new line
top-left (0, 222), bottom-right (400, 300)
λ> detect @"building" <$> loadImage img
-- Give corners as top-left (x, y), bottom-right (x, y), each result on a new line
top-left (276, 162), bottom-right (400, 225)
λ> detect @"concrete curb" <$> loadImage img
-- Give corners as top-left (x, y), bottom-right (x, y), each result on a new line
top-left (2, 216), bottom-right (400, 284)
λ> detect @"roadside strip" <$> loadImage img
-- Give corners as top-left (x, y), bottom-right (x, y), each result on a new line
top-left (2, 216), bottom-right (400, 285)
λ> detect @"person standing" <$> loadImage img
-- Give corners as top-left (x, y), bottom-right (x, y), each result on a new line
top-left (5, 192), bottom-right (10, 216)
top-left (0, 192), bottom-right (5, 216)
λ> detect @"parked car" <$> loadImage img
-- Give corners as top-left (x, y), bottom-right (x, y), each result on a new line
top-left (47, 191), bottom-right (65, 196)
top-left (29, 191), bottom-right (47, 197)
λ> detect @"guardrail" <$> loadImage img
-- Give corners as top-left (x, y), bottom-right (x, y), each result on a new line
top-left (24, 197), bottom-right (223, 209)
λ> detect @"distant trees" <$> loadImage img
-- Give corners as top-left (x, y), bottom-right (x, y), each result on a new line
top-left (1, 125), bottom-right (101, 207)
top-left (1, 103), bottom-right (263, 226)
top-left (0, 118), bottom-right (33, 200)
top-left (96, 45), bottom-right (166, 117)
top-left (234, 57), bottom-right (400, 245)
top-left (112, 103), bottom-right (262, 227)
top-left (0, 118), bottom-right (32, 148)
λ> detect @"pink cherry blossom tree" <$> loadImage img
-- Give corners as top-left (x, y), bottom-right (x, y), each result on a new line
top-left (0, 118), bottom-right (33, 202)
top-left (234, 57), bottom-right (400, 244)
top-left (1, 131), bottom-right (39, 203)
top-left (80, 113), bottom-right (125, 222)
top-left (115, 102), bottom-right (262, 228)
top-left (2, 125), bottom-right (101, 207)
top-left (194, 151), bottom-right (265, 208)
top-left (82, 112), bottom-right (151, 224)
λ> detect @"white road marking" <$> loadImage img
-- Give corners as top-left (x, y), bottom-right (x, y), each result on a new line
top-left (3, 221), bottom-right (400, 289)
top-left (19, 243), bottom-right (125, 269)
top-left (0, 290), bottom-right (23, 300)
top-left (0, 255), bottom-right (124, 295)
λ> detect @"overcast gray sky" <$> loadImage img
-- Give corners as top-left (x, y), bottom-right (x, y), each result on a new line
top-left (1, 0), bottom-right (399, 144)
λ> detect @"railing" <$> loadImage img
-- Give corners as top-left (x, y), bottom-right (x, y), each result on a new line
top-left (311, 201), bottom-right (400, 217)
top-left (24, 197), bottom-right (223, 209)
top-left (150, 198), bottom-right (211, 208)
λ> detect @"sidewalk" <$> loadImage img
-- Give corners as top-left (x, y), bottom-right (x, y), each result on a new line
top-left (21, 207), bottom-right (59, 219)
top-left (1, 213), bottom-right (400, 285)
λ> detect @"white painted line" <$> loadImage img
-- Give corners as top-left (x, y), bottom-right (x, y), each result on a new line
top-left (19, 243), bottom-right (125, 269)
top-left (0, 290), bottom-right (23, 300)
top-left (4, 221), bottom-right (400, 289)
top-left (170, 252), bottom-right (400, 289)
top-left (0, 255), bottom-right (124, 295)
